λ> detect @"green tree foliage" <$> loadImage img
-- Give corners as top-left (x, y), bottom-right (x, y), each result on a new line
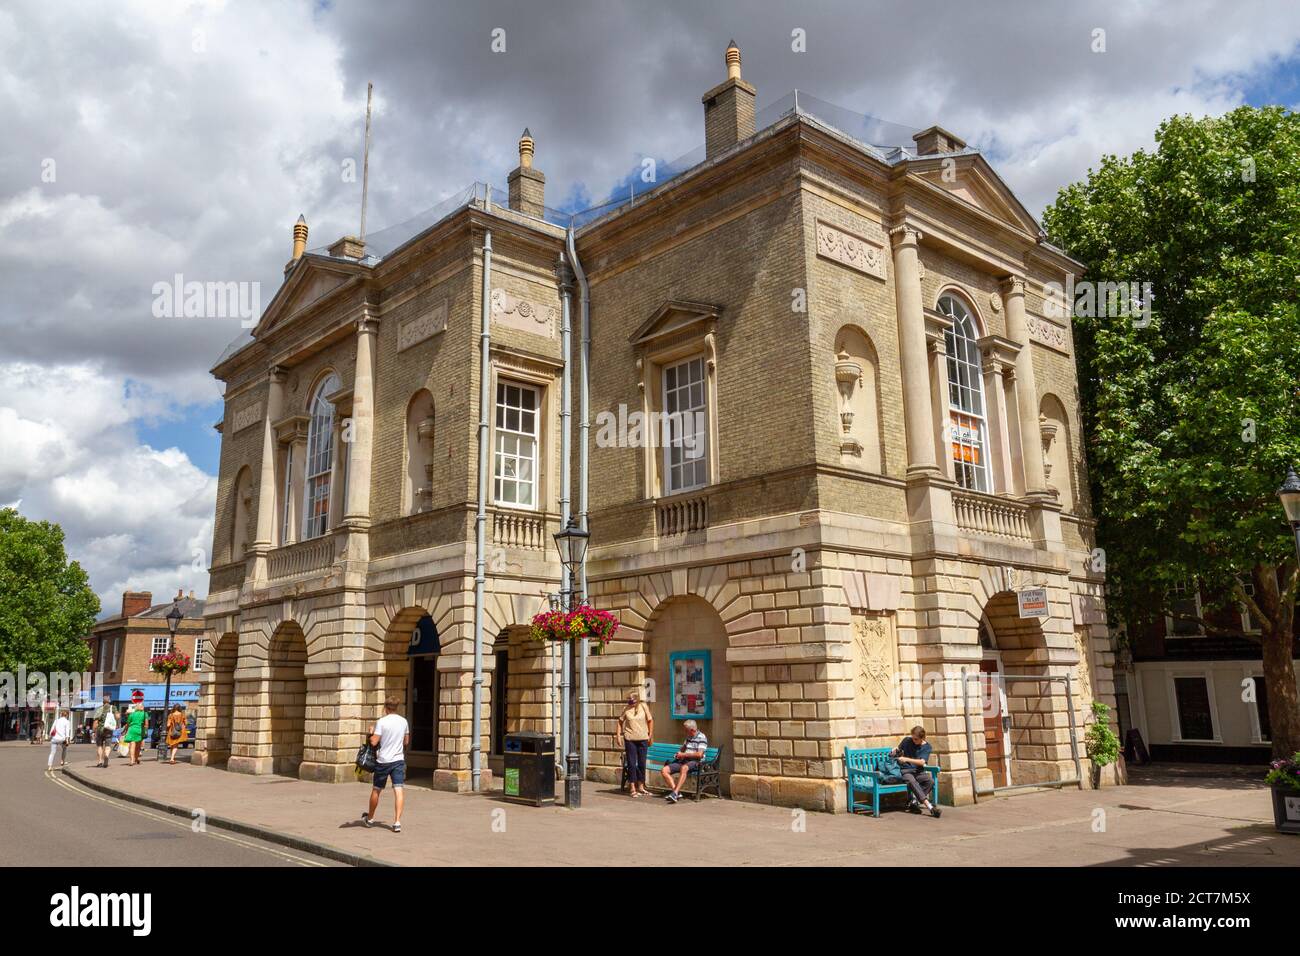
top-left (0, 508), bottom-right (99, 675)
top-left (1043, 106), bottom-right (1300, 756)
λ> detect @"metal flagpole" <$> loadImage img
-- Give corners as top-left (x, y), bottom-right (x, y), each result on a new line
top-left (359, 82), bottom-right (374, 241)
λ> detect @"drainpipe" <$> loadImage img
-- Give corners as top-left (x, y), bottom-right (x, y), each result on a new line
top-left (566, 224), bottom-right (591, 775)
top-left (558, 251), bottom-right (573, 765)
top-left (471, 189), bottom-right (493, 793)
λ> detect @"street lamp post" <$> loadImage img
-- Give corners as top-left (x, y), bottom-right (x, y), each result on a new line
top-left (552, 517), bottom-right (590, 808)
top-left (159, 597), bottom-right (183, 760)
top-left (1277, 465), bottom-right (1300, 564)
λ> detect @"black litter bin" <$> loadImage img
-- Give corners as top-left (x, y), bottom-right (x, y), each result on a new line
top-left (502, 731), bottom-right (555, 806)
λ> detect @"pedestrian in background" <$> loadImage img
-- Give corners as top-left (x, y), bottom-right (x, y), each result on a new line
top-left (616, 690), bottom-right (653, 797)
top-left (165, 705), bottom-right (188, 764)
top-left (93, 696), bottom-right (117, 768)
top-left (362, 696), bottom-right (409, 833)
top-left (47, 709), bottom-right (72, 770)
top-left (122, 703), bottom-right (148, 766)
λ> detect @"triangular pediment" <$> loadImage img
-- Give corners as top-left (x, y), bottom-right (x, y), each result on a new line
top-left (913, 154), bottom-right (1042, 236)
top-left (629, 300), bottom-right (722, 345)
top-left (252, 257), bottom-right (358, 337)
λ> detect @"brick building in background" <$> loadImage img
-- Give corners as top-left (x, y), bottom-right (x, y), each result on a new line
top-left (85, 590), bottom-right (208, 712)
top-left (196, 42), bottom-right (1116, 809)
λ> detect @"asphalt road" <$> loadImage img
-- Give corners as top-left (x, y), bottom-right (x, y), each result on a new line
top-left (0, 742), bottom-right (342, 867)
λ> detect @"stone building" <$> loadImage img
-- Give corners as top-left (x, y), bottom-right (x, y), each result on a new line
top-left (195, 42), bottom-right (1116, 809)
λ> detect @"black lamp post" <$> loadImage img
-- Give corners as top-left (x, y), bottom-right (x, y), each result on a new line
top-left (160, 597), bottom-right (184, 759)
top-left (552, 517), bottom-right (589, 808)
top-left (1278, 466), bottom-right (1300, 564)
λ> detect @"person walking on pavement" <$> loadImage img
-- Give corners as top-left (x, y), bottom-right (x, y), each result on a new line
top-left (93, 695), bottom-right (117, 768)
top-left (361, 696), bottom-right (409, 833)
top-left (122, 703), bottom-right (148, 766)
top-left (47, 709), bottom-right (72, 770)
top-left (165, 705), bottom-right (188, 764)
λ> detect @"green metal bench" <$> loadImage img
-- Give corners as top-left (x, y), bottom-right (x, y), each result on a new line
top-left (622, 742), bottom-right (723, 800)
top-left (845, 746), bottom-right (941, 817)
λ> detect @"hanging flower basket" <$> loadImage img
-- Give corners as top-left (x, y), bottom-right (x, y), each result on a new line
top-left (149, 650), bottom-right (191, 677)
top-left (529, 604), bottom-right (620, 653)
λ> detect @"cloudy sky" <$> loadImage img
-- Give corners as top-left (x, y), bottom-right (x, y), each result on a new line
top-left (2, 0), bottom-right (1299, 614)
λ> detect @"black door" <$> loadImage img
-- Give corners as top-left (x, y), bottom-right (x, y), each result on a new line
top-left (410, 656), bottom-right (438, 754)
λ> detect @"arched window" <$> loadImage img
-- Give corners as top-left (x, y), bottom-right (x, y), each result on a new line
top-left (940, 295), bottom-right (991, 492)
top-left (302, 372), bottom-right (341, 539)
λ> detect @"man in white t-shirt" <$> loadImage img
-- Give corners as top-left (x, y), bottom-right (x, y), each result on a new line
top-left (48, 709), bottom-right (72, 770)
top-left (362, 695), bottom-right (410, 833)
top-left (94, 696), bottom-right (118, 768)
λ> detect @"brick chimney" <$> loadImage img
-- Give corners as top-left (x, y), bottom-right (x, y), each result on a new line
top-left (911, 125), bottom-right (967, 156)
top-left (703, 40), bottom-right (756, 160)
top-left (121, 591), bottom-right (153, 617)
top-left (507, 128), bottom-right (546, 217)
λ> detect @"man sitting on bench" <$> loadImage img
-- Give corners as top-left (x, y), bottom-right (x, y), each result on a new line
top-left (893, 725), bottom-right (941, 818)
top-left (661, 720), bottom-right (708, 803)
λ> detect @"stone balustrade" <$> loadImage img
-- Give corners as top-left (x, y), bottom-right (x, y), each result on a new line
top-left (952, 490), bottom-right (1032, 541)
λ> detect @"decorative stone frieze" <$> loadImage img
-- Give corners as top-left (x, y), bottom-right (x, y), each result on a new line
top-left (816, 220), bottom-right (888, 280)
top-left (397, 300), bottom-right (448, 351)
top-left (491, 288), bottom-right (556, 338)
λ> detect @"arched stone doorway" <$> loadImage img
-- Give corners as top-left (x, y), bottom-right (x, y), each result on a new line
top-left (978, 590), bottom-right (1077, 787)
top-left (645, 595), bottom-right (732, 791)
top-left (379, 607), bottom-right (438, 777)
top-left (201, 631), bottom-right (238, 766)
top-left (267, 621), bottom-right (307, 777)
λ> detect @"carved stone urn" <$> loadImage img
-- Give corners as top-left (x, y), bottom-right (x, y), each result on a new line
top-left (834, 346), bottom-right (863, 457)
top-left (1039, 415), bottom-right (1059, 495)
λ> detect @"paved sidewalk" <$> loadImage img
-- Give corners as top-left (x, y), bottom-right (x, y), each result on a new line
top-left (60, 754), bottom-right (1298, 867)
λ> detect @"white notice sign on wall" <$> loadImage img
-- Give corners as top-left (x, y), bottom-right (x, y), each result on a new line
top-left (1017, 588), bottom-right (1049, 619)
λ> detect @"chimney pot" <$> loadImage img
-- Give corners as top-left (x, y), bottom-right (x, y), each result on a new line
top-left (508, 128), bottom-right (546, 216)
top-left (703, 41), bottom-right (756, 160)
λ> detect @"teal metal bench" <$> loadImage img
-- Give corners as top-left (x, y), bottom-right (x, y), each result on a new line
top-left (622, 742), bottom-right (723, 800)
top-left (845, 746), bottom-right (941, 817)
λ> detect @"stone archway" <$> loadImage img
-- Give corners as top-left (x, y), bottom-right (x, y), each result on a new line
top-left (199, 631), bottom-right (238, 766)
top-left (267, 621), bottom-right (307, 777)
top-left (644, 595), bottom-right (733, 791)
top-left (378, 606), bottom-right (434, 775)
top-left (981, 590), bottom-right (1076, 786)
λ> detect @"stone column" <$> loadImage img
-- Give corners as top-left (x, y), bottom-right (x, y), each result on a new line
top-left (1002, 277), bottom-right (1048, 495)
top-left (249, 367), bottom-right (286, 584)
top-left (980, 351), bottom-right (1016, 494)
top-left (927, 333), bottom-right (956, 481)
top-left (890, 226), bottom-right (939, 476)
top-left (342, 316), bottom-right (377, 563)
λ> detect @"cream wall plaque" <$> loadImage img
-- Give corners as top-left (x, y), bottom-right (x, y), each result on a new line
top-left (397, 301), bottom-right (448, 352)
top-left (491, 288), bottom-right (556, 338)
top-left (816, 221), bottom-right (887, 281)
top-left (231, 403), bottom-right (262, 433)
top-left (851, 613), bottom-right (899, 714)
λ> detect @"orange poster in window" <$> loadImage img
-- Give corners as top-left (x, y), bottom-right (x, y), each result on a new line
top-left (950, 413), bottom-right (982, 464)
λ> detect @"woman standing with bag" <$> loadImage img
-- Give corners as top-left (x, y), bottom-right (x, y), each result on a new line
top-left (616, 690), bottom-right (653, 797)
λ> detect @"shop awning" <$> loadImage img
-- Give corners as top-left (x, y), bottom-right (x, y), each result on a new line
top-left (97, 684), bottom-right (201, 707)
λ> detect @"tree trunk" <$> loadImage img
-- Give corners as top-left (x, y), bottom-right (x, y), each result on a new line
top-left (1249, 564), bottom-right (1300, 759)
top-left (1260, 622), bottom-right (1300, 758)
